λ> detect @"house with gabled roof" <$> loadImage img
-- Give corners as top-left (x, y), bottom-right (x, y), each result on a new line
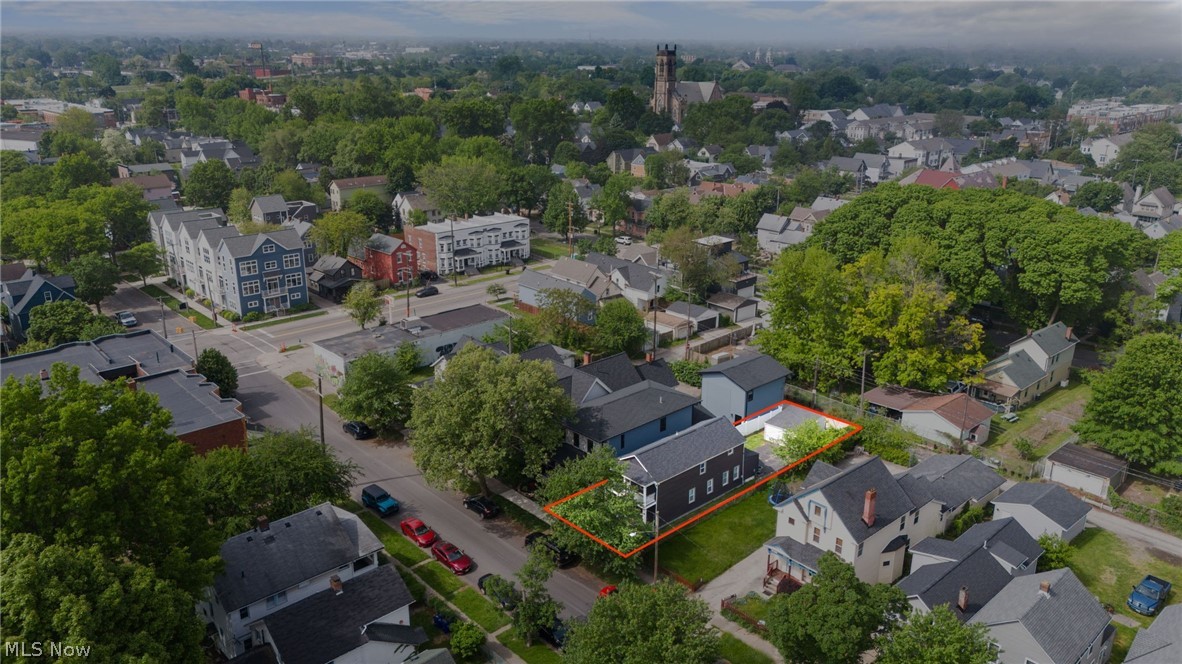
top-left (329, 175), bottom-right (389, 211)
top-left (969, 569), bottom-right (1114, 664)
top-left (862, 385), bottom-right (994, 446)
top-left (214, 229), bottom-right (309, 316)
top-left (0, 271), bottom-right (76, 342)
top-left (250, 194), bottom-right (289, 224)
top-left (348, 233), bottom-right (418, 288)
top-left (1042, 443), bottom-right (1127, 498)
top-left (566, 380), bottom-right (699, 456)
top-left (308, 255), bottom-right (362, 303)
top-left (908, 517), bottom-right (1043, 581)
top-left (665, 300), bottom-right (720, 331)
top-left (393, 191), bottom-right (443, 226)
top-left (992, 482), bottom-right (1091, 542)
top-left (1125, 604), bottom-right (1182, 664)
top-left (972, 322), bottom-right (1078, 409)
top-left (516, 268), bottom-right (602, 324)
top-left (1132, 268), bottom-right (1182, 324)
top-left (700, 352), bottom-right (789, 423)
top-left (1132, 186), bottom-right (1178, 223)
top-left (622, 417), bottom-right (760, 523)
top-left (577, 352), bottom-right (677, 391)
top-left (582, 251), bottom-right (670, 311)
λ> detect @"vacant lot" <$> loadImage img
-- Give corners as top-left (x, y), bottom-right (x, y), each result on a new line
top-left (657, 487), bottom-right (776, 586)
top-left (1069, 527), bottom-right (1182, 627)
top-left (983, 375), bottom-right (1090, 466)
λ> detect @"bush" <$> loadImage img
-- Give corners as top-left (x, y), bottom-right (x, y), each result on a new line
top-left (221, 311), bottom-right (241, 322)
top-left (290, 302), bottom-right (316, 313)
top-left (243, 312), bottom-right (265, 322)
top-left (945, 504), bottom-right (989, 539)
top-left (720, 314), bottom-right (732, 327)
top-left (670, 360), bottom-right (708, 387)
top-left (184, 288), bottom-right (196, 297)
top-left (165, 278), bottom-right (179, 289)
top-left (1014, 438), bottom-right (1036, 460)
top-left (850, 416), bottom-right (914, 466)
top-left (1037, 533), bottom-right (1074, 571)
top-left (201, 298), bottom-right (213, 308)
top-left (449, 620), bottom-right (486, 659)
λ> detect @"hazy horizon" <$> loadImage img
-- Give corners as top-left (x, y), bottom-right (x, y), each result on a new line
top-left (2, 1), bottom-right (1180, 57)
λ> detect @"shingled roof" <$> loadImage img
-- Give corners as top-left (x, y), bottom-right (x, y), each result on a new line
top-left (700, 352), bottom-right (788, 392)
top-left (993, 482), bottom-right (1091, 530)
top-left (623, 417), bottom-right (744, 484)
top-left (568, 380), bottom-right (698, 442)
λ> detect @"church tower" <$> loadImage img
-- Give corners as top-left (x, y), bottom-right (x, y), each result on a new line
top-left (651, 44), bottom-right (677, 115)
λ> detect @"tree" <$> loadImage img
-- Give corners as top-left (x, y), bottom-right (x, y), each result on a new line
top-left (1037, 534), bottom-right (1074, 572)
top-left (542, 181), bottom-right (589, 235)
top-left (393, 341), bottom-right (422, 374)
top-left (660, 226), bottom-right (737, 302)
top-left (26, 300), bottom-right (121, 346)
top-left (419, 156), bottom-right (504, 218)
top-left (101, 128), bottom-right (137, 163)
top-left (186, 428), bottom-right (358, 538)
top-left (1070, 181), bottom-right (1123, 212)
top-left (563, 581), bottom-right (719, 664)
top-left (120, 242), bottom-right (164, 286)
top-left (766, 553), bottom-right (907, 664)
top-left (184, 160), bottom-right (235, 210)
top-left (346, 189), bottom-right (394, 233)
top-left (54, 106), bottom-right (98, 139)
top-left (442, 97), bottom-right (505, 138)
top-left (536, 288), bottom-right (595, 351)
top-left (876, 605), bottom-right (994, 664)
top-left (514, 545), bottom-right (561, 646)
top-left (1, 364), bottom-right (221, 594)
top-left (594, 298), bottom-right (647, 357)
top-left (227, 186), bottom-right (253, 225)
top-left (310, 210), bottom-right (371, 258)
top-left (343, 280), bottom-right (382, 330)
top-left (1073, 334), bottom-right (1182, 474)
top-left (773, 419), bottom-right (851, 469)
top-left (510, 98), bottom-right (575, 164)
top-left (504, 164), bottom-right (557, 214)
top-left (195, 348), bottom-right (238, 398)
top-left (336, 352), bottom-right (414, 434)
top-left (2, 533), bottom-right (205, 662)
top-left (483, 315), bottom-right (541, 353)
top-left (487, 282), bottom-right (508, 301)
top-left (67, 253), bottom-right (120, 313)
top-left (449, 621), bottom-right (486, 659)
top-left (670, 359), bottom-right (707, 387)
top-left (408, 345), bottom-right (574, 497)
top-left (51, 153), bottom-right (110, 198)
top-left (933, 110), bottom-right (966, 137)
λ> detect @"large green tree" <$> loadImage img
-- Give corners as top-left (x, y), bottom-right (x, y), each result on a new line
top-left (342, 280), bottom-right (383, 329)
top-left (120, 242), bottom-right (164, 287)
top-left (184, 159), bottom-right (236, 210)
top-left (514, 545), bottom-right (562, 646)
top-left (346, 189), bottom-right (394, 233)
top-left (336, 352), bottom-right (414, 434)
top-left (563, 581), bottom-right (719, 664)
top-left (195, 348), bottom-right (238, 398)
top-left (1, 364), bottom-right (221, 594)
top-left (766, 553), bottom-right (907, 664)
top-left (510, 98), bottom-right (575, 164)
top-left (408, 345), bottom-right (574, 497)
top-left (26, 299), bottom-right (123, 346)
top-left (875, 605), bottom-right (994, 664)
top-left (542, 181), bottom-right (588, 234)
top-left (594, 298), bottom-right (648, 357)
top-left (1070, 181), bottom-right (1123, 212)
top-left (419, 155), bottom-right (504, 218)
top-left (1073, 334), bottom-right (1182, 474)
top-left (67, 253), bottom-right (120, 314)
top-left (537, 287), bottom-right (595, 351)
top-left (310, 210), bottom-right (372, 258)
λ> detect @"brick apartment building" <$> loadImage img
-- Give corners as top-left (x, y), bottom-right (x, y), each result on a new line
top-left (403, 213), bottom-right (531, 275)
top-left (348, 233), bottom-right (419, 287)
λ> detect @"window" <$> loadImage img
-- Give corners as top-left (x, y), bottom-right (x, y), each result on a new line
top-left (262, 244), bottom-right (275, 254)
top-left (722, 470), bottom-right (729, 486)
top-left (285, 273), bottom-right (303, 288)
top-left (835, 538), bottom-right (843, 555)
top-left (688, 488), bottom-right (696, 504)
top-left (699, 462), bottom-right (707, 475)
top-left (248, 301), bottom-right (259, 308)
top-left (239, 607), bottom-right (250, 620)
top-left (733, 464), bottom-right (740, 480)
top-left (899, 516), bottom-right (906, 531)
top-left (746, 390), bottom-right (754, 403)
top-left (290, 292), bottom-right (301, 300)
top-left (659, 416), bottom-right (667, 432)
top-left (242, 281), bottom-right (260, 296)
top-left (706, 479), bottom-right (714, 495)
top-left (43, 291), bottom-right (52, 302)
top-left (787, 517), bottom-right (795, 525)
top-left (265, 591), bottom-right (287, 609)
top-left (202, 249), bottom-right (211, 264)
top-left (264, 260), bottom-right (278, 271)
top-left (283, 254), bottom-right (301, 269)
top-left (882, 560), bottom-right (891, 567)
top-left (240, 260), bottom-right (258, 276)
top-left (812, 527), bottom-right (820, 543)
top-left (813, 505), bottom-right (822, 517)
top-left (913, 512), bottom-right (919, 525)
top-left (857, 543), bottom-right (864, 557)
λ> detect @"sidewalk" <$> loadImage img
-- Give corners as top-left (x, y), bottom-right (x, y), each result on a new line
top-left (695, 548), bottom-right (785, 663)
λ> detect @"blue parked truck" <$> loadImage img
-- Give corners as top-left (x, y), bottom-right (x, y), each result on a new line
top-left (1127, 575), bottom-right (1172, 616)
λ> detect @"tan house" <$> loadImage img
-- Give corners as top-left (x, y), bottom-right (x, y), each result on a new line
top-left (329, 176), bottom-right (389, 211)
top-left (972, 322), bottom-right (1077, 410)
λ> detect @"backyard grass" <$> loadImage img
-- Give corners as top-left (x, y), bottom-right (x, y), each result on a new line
top-left (719, 633), bottom-right (775, 664)
top-left (414, 561), bottom-right (467, 599)
top-left (402, 567), bottom-right (427, 602)
top-left (284, 372), bottom-right (314, 389)
top-left (745, 431), bottom-right (766, 451)
top-left (984, 375), bottom-right (1091, 461)
top-left (450, 587), bottom-right (511, 632)
top-left (530, 239), bottom-right (568, 260)
top-left (1112, 623), bottom-right (1136, 663)
top-left (497, 630), bottom-right (563, 664)
top-left (140, 285), bottom-right (218, 329)
top-left (241, 310), bottom-right (327, 330)
top-left (1069, 527), bottom-right (1182, 627)
top-left (354, 509), bottom-right (431, 567)
top-left (728, 593), bottom-right (771, 624)
top-left (657, 487), bottom-right (776, 585)
top-left (410, 605), bottom-right (451, 649)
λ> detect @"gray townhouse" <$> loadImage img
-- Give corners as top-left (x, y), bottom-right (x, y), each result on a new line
top-left (700, 352), bottom-right (790, 423)
top-left (214, 229), bottom-right (309, 316)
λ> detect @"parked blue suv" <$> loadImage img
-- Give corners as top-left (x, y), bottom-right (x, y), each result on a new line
top-left (361, 484), bottom-right (400, 516)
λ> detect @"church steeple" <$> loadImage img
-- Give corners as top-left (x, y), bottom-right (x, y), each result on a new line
top-left (651, 44), bottom-right (677, 115)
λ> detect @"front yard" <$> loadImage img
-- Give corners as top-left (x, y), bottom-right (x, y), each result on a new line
top-left (656, 487), bottom-right (776, 586)
top-left (1068, 527), bottom-right (1182, 626)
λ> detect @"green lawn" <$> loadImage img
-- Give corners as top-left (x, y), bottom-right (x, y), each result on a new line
top-left (353, 509), bottom-right (431, 567)
top-left (140, 285), bottom-right (218, 329)
top-left (414, 561), bottom-right (467, 599)
top-left (323, 393), bottom-right (340, 413)
top-left (984, 375), bottom-right (1090, 459)
top-left (492, 495), bottom-right (551, 533)
top-left (497, 630), bottom-right (563, 664)
top-left (284, 372), bottom-right (314, 389)
top-left (719, 633), bottom-right (774, 664)
top-left (745, 432), bottom-right (766, 451)
top-left (1112, 623), bottom-right (1136, 663)
top-left (241, 310), bottom-right (327, 330)
top-left (657, 487), bottom-right (776, 585)
top-left (530, 239), bottom-right (569, 260)
top-left (1069, 527), bottom-right (1182, 627)
top-left (450, 587), bottom-right (510, 632)
top-left (729, 594), bottom-right (771, 623)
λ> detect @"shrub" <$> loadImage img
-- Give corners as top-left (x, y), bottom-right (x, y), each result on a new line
top-left (1014, 438), bottom-right (1036, 460)
top-left (290, 302), bottom-right (316, 313)
top-left (671, 360), bottom-right (708, 387)
top-left (184, 288), bottom-right (196, 297)
top-left (201, 298), bottom-right (213, 308)
top-left (221, 310), bottom-right (241, 322)
top-left (243, 312), bottom-right (265, 322)
top-left (945, 504), bottom-right (988, 539)
top-left (449, 621), bottom-right (485, 659)
top-left (1036, 534), bottom-right (1074, 571)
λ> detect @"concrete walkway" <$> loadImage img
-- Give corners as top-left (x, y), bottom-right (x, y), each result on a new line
top-left (695, 548), bottom-right (785, 663)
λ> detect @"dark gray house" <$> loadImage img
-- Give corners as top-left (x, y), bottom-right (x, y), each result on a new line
top-left (578, 352), bottom-right (677, 391)
top-left (308, 255), bottom-right (362, 302)
top-left (700, 352), bottom-right (789, 423)
top-left (665, 300), bottom-right (720, 331)
top-left (622, 416), bottom-right (759, 523)
top-left (250, 195), bottom-right (290, 224)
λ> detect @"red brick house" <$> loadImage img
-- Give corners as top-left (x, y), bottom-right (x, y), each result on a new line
top-left (349, 233), bottom-right (418, 287)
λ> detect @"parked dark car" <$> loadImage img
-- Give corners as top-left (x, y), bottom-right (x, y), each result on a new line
top-left (415, 285), bottom-right (439, 298)
top-left (343, 421), bottom-right (375, 439)
top-left (463, 495), bottom-right (501, 519)
top-left (399, 517), bottom-right (438, 547)
top-left (477, 574), bottom-right (520, 611)
top-left (361, 484), bottom-right (399, 516)
top-left (525, 532), bottom-right (578, 568)
top-left (1128, 575), bottom-right (1172, 616)
top-left (538, 620), bottom-right (567, 650)
top-left (431, 541), bottom-right (474, 575)
top-left (419, 270), bottom-right (438, 284)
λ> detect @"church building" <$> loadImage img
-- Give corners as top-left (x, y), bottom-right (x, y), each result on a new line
top-left (650, 44), bottom-right (724, 125)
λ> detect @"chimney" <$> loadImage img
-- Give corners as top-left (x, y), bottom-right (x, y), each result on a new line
top-left (1064, 326), bottom-right (1073, 340)
top-left (256, 516), bottom-right (269, 532)
top-left (957, 586), bottom-right (969, 612)
top-left (646, 351), bottom-right (654, 362)
top-left (127, 379), bottom-right (137, 392)
top-left (330, 574), bottom-right (343, 595)
top-left (1039, 580), bottom-right (1051, 598)
top-left (583, 351), bottom-right (591, 366)
top-left (862, 489), bottom-right (877, 527)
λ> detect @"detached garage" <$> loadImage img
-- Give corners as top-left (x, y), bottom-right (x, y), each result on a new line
top-left (1043, 443), bottom-right (1127, 498)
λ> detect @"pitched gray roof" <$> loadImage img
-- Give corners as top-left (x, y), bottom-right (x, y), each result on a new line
top-left (552, 361), bottom-right (608, 404)
top-left (221, 228), bottom-right (304, 258)
top-left (263, 565), bottom-right (415, 664)
top-left (404, 649), bottom-right (458, 664)
top-left (950, 517), bottom-right (1043, 567)
top-left (970, 569), bottom-right (1111, 664)
top-left (624, 417), bottom-right (744, 484)
top-left (983, 348), bottom-right (1046, 389)
top-left (213, 503), bottom-right (382, 611)
top-left (518, 269), bottom-right (594, 300)
top-left (901, 455), bottom-right (1005, 511)
top-left (898, 546), bottom-right (1014, 622)
top-left (700, 352), bottom-right (789, 392)
top-left (766, 537), bottom-right (825, 572)
top-left (665, 300), bottom-right (716, 321)
top-left (757, 213), bottom-right (790, 233)
top-left (569, 380), bottom-right (699, 442)
top-left (1046, 443), bottom-right (1127, 481)
top-left (994, 482), bottom-right (1091, 529)
top-left (1125, 604), bottom-right (1182, 663)
top-left (798, 457), bottom-right (920, 544)
top-left (579, 353), bottom-right (645, 391)
top-left (636, 357), bottom-right (678, 387)
top-left (1023, 321), bottom-right (1078, 358)
top-left (766, 405), bottom-right (829, 431)
top-left (252, 194), bottom-right (288, 215)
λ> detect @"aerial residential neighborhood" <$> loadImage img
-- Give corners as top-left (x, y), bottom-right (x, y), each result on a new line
top-left (2, 2), bottom-right (1181, 664)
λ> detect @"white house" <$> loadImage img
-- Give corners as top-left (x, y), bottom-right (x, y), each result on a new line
top-left (1079, 133), bottom-right (1133, 166)
top-left (862, 385), bottom-right (994, 446)
top-left (403, 213), bottom-right (531, 276)
top-left (992, 482), bottom-right (1091, 542)
top-left (972, 322), bottom-right (1077, 409)
top-left (393, 191), bottom-right (444, 225)
top-left (1043, 443), bottom-right (1128, 498)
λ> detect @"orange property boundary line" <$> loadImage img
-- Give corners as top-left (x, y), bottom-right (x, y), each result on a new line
top-left (542, 399), bottom-right (863, 558)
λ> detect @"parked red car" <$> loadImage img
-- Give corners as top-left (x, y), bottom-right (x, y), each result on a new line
top-left (431, 541), bottom-right (474, 575)
top-left (598, 585), bottom-right (619, 598)
top-left (400, 518), bottom-right (438, 547)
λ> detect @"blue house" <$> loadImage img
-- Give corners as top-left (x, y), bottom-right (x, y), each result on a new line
top-left (566, 380), bottom-right (699, 455)
top-left (517, 268), bottom-right (599, 325)
top-left (213, 228), bottom-right (309, 316)
top-left (1, 272), bottom-right (77, 341)
top-left (701, 352), bottom-right (789, 423)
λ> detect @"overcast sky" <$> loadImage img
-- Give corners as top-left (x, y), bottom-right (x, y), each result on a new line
top-left (3, 1), bottom-right (1180, 54)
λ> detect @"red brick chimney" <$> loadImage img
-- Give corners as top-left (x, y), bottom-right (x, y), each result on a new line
top-left (330, 574), bottom-right (343, 595)
top-left (583, 351), bottom-right (592, 366)
top-left (957, 586), bottom-right (969, 612)
top-left (127, 379), bottom-right (137, 392)
top-left (256, 516), bottom-right (269, 532)
top-left (862, 489), bottom-right (877, 527)
top-left (1064, 326), bottom-right (1073, 340)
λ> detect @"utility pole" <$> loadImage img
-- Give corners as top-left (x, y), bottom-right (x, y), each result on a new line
top-left (158, 298), bottom-right (168, 339)
top-left (812, 359), bottom-right (820, 408)
top-left (450, 217), bottom-right (459, 287)
top-left (318, 375), bottom-right (326, 450)
top-left (651, 306), bottom-right (658, 358)
top-left (191, 329), bottom-right (199, 360)
top-left (567, 200), bottom-right (574, 258)
top-left (652, 508), bottom-right (660, 583)
top-left (858, 351), bottom-right (868, 416)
